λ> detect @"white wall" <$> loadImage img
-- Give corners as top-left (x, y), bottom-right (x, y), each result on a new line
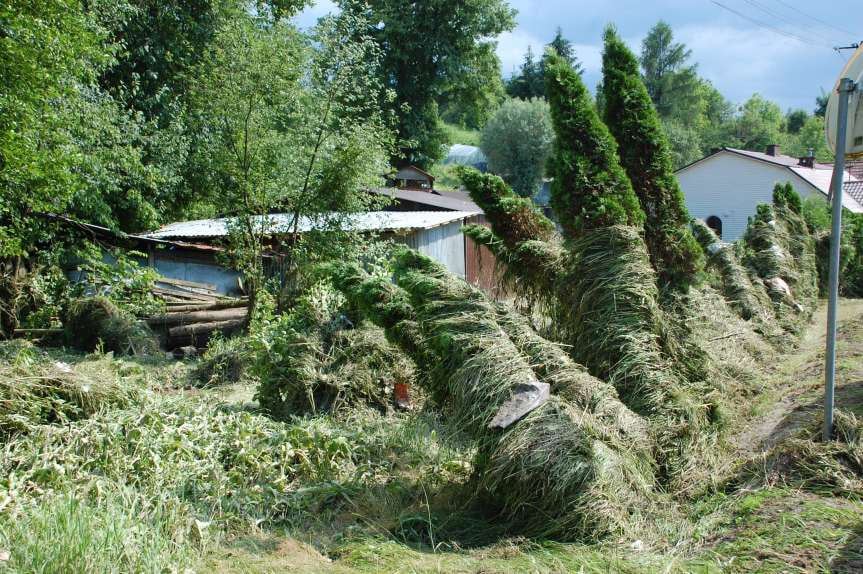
top-left (677, 152), bottom-right (820, 241)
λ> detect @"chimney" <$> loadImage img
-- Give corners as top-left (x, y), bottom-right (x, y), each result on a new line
top-left (766, 144), bottom-right (781, 157)
top-left (798, 148), bottom-right (815, 168)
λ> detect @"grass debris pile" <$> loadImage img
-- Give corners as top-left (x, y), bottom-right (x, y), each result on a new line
top-left (253, 282), bottom-right (415, 418)
top-left (63, 296), bottom-right (157, 356)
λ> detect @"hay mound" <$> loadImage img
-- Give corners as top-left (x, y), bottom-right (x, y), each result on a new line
top-left (0, 343), bottom-right (136, 438)
top-left (63, 297), bottom-right (157, 355)
top-left (253, 284), bottom-right (415, 419)
top-left (751, 410), bottom-right (863, 495)
top-left (692, 219), bottom-right (773, 323)
top-left (194, 336), bottom-right (251, 387)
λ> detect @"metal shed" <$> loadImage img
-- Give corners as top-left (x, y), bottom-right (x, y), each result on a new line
top-left (142, 211), bottom-right (480, 292)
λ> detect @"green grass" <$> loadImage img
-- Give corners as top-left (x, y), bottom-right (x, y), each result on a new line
top-left (3, 297), bottom-right (863, 573)
top-left (0, 490), bottom-right (197, 573)
top-left (441, 122), bottom-right (481, 146)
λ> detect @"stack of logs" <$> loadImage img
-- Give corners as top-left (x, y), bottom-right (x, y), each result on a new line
top-left (147, 277), bottom-right (248, 350)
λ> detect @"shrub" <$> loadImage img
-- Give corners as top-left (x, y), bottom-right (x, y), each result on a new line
top-left (252, 282), bottom-right (414, 418)
top-left (63, 296), bottom-right (158, 355)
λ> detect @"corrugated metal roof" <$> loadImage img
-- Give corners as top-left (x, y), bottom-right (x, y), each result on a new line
top-left (370, 188), bottom-right (482, 212)
top-left (143, 211), bottom-right (479, 239)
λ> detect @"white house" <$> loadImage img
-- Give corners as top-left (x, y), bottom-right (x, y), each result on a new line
top-left (676, 146), bottom-right (863, 241)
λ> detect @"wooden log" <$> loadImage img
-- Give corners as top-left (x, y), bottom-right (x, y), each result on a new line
top-left (147, 307), bottom-right (247, 327)
top-left (162, 300), bottom-right (248, 313)
top-left (152, 287), bottom-right (218, 302)
top-left (167, 318), bottom-right (245, 348)
top-left (155, 276), bottom-right (217, 292)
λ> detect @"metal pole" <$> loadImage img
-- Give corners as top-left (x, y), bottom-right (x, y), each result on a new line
top-left (824, 77), bottom-right (856, 442)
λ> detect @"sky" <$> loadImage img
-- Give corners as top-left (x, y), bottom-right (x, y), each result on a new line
top-left (295, 0), bottom-right (863, 113)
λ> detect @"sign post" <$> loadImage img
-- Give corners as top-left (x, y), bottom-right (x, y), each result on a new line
top-left (824, 77), bottom-right (857, 442)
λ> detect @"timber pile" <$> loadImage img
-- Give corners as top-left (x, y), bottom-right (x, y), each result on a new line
top-left (147, 277), bottom-right (248, 349)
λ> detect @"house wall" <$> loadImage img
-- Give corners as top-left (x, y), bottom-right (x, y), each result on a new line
top-left (677, 152), bottom-right (821, 241)
top-left (396, 220), bottom-right (466, 277)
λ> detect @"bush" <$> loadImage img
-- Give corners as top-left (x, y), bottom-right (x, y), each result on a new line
top-left (63, 296), bottom-right (158, 355)
top-left (253, 282), bottom-right (415, 418)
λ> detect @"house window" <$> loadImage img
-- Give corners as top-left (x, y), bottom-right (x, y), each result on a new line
top-left (706, 216), bottom-right (722, 239)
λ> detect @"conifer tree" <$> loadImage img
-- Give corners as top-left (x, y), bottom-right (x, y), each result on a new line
top-left (601, 27), bottom-right (704, 292)
top-left (543, 51), bottom-right (645, 237)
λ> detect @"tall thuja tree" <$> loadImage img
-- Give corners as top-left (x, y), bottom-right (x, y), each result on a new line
top-left (601, 27), bottom-right (703, 293)
top-left (545, 50), bottom-right (712, 474)
top-left (465, 53), bottom-right (714, 478)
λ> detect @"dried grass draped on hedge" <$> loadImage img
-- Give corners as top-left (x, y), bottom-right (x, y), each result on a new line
top-left (742, 184), bottom-right (819, 332)
top-left (691, 219), bottom-right (773, 322)
top-left (253, 285), bottom-right (414, 419)
top-left (326, 252), bottom-right (655, 540)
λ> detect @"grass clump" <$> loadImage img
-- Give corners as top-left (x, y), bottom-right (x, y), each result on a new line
top-left (63, 296), bottom-right (157, 356)
top-left (751, 410), bottom-right (863, 496)
top-left (0, 490), bottom-right (197, 573)
top-left (194, 334), bottom-right (252, 387)
top-left (0, 341), bottom-right (138, 438)
top-left (253, 282), bottom-right (414, 419)
top-left (601, 26), bottom-right (704, 293)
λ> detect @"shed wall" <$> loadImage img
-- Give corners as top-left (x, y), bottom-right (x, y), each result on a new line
top-left (396, 221), bottom-right (466, 277)
top-left (677, 152), bottom-right (820, 241)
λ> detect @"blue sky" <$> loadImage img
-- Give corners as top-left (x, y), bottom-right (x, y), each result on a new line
top-left (295, 0), bottom-right (862, 113)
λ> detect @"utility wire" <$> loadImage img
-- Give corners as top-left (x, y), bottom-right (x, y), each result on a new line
top-left (741, 0), bottom-right (837, 46)
top-left (771, 0), bottom-right (858, 39)
top-left (710, 0), bottom-right (833, 48)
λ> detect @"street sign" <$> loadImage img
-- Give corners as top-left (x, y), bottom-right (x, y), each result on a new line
top-left (826, 44), bottom-right (863, 159)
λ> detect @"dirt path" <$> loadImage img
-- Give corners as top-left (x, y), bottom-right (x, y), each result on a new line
top-left (733, 299), bottom-right (863, 456)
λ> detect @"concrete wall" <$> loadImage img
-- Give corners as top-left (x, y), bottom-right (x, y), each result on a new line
top-left (677, 152), bottom-right (821, 241)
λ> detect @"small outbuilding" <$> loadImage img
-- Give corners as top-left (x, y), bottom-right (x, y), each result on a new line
top-left (144, 211), bottom-right (486, 292)
top-left (394, 165), bottom-right (435, 190)
top-left (676, 146), bottom-right (863, 240)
